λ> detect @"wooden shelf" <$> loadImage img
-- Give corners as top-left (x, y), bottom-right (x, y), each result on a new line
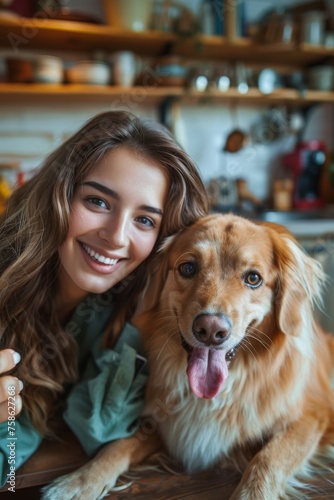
top-left (1, 18), bottom-right (334, 66)
top-left (0, 83), bottom-right (181, 105)
top-left (1, 83), bottom-right (334, 106)
top-left (172, 37), bottom-right (334, 66)
top-left (0, 18), bottom-right (175, 55)
top-left (1, 18), bottom-right (334, 108)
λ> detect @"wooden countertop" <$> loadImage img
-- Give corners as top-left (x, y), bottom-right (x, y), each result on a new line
top-left (0, 424), bottom-right (333, 499)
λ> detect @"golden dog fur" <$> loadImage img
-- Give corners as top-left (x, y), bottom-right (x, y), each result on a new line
top-left (42, 214), bottom-right (334, 500)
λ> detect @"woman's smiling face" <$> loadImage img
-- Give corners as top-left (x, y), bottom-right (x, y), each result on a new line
top-left (58, 146), bottom-right (169, 304)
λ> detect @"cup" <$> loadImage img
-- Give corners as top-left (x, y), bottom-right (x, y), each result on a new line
top-left (307, 65), bottom-right (334, 91)
top-left (112, 51), bottom-right (138, 87)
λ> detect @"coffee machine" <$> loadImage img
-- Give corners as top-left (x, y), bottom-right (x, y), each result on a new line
top-left (283, 140), bottom-right (326, 209)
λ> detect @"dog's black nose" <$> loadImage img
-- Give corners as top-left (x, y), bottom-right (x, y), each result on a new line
top-left (192, 313), bottom-right (231, 346)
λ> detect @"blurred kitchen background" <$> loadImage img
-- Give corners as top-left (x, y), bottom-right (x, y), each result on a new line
top-left (0, 0), bottom-right (333, 330)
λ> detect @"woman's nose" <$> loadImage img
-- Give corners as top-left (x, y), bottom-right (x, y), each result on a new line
top-left (98, 213), bottom-right (129, 248)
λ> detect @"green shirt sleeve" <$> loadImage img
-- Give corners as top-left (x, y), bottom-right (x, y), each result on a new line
top-left (63, 322), bottom-right (148, 456)
top-left (63, 293), bottom-right (148, 456)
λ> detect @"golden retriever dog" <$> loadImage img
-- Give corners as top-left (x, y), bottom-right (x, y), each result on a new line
top-left (42, 214), bottom-right (334, 500)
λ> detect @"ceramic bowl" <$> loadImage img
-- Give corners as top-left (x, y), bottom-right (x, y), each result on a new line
top-left (32, 56), bottom-right (63, 84)
top-left (66, 61), bottom-right (111, 85)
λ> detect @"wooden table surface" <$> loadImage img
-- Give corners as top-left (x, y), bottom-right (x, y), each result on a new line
top-left (1, 463), bottom-right (334, 499)
top-left (110, 467), bottom-right (334, 499)
top-left (0, 424), bottom-right (333, 499)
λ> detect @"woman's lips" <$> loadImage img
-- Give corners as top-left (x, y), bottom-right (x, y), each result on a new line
top-left (82, 243), bottom-right (119, 265)
top-left (79, 242), bottom-right (125, 274)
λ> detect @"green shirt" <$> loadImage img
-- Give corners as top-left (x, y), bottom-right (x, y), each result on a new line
top-left (0, 293), bottom-right (148, 488)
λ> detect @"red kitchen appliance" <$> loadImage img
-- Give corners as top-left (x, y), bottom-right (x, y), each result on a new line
top-left (283, 140), bottom-right (326, 209)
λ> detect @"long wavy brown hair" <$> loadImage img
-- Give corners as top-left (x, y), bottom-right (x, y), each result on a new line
top-left (0, 110), bottom-right (208, 435)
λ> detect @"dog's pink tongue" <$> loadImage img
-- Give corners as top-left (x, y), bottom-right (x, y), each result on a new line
top-left (186, 347), bottom-right (228, 399)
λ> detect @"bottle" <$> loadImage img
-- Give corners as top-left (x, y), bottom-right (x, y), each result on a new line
top-left (201, 0), bottom-right (215, 35)
top-left (273, 178), bottom-right (293, 211)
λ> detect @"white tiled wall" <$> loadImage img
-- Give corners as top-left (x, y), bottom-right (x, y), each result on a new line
top-left (0, 102), bottom-right (157, 185)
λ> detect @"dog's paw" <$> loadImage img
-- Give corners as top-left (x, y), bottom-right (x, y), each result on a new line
top-left (40, 468), bottom-right (111, 500)
top-left (230, 483), bottom-right (282, 500)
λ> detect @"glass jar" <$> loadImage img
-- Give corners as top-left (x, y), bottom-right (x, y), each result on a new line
top-left (301, 10), bottom-right (326, 45)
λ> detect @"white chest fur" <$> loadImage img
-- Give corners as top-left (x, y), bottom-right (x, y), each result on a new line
top-left (142, 347), bottom-right (299, 473)
top-left (143, 367), bottom-right (244, 472)
top-left (157, 395), bottom-right (237, 472)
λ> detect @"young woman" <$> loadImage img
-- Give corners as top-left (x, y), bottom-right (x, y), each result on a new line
top-left (0, 110), bottom-right (208, 484)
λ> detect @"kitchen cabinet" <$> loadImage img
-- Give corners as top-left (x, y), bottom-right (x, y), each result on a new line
top-left (1, 16), bottom-right (334, 106)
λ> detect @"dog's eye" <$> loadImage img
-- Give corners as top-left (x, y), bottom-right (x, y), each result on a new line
top-left (178, 262), bottom-right (197, 278)
top-left (244, 272), bottom-right (262, 288)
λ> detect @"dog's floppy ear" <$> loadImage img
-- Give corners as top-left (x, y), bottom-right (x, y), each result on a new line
top-left (134, 233), bottom-right (178, 317)
top-left (268, 225), bottom-right (325, 336)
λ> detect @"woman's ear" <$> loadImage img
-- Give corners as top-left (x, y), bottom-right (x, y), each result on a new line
top-left (270, 227), bottom-right (325, 336)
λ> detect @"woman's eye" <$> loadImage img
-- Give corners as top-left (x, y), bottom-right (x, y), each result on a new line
top-left (136, 216), bottom-right (155, 228)
top-left (86, 197), bottom-right (108, 209)
top-left (178, 262), bottom-right (197, 279)
top-left (244, 271), bottom-right (262, 288)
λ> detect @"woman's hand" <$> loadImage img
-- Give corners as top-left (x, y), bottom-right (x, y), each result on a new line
top-left (0, 349), bottom-right (23, 424)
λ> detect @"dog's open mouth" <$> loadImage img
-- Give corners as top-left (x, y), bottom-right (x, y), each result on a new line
top-left (180, 334), bottom-right (236, 400)
top-left (180, 335), bottom-right (236, 360)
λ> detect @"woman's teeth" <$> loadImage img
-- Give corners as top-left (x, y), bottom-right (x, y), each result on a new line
top-left (82, 244), bottom-right (119, 265)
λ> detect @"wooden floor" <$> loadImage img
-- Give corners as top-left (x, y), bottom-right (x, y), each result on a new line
top-left (0, 424), bottom-right (333, 499)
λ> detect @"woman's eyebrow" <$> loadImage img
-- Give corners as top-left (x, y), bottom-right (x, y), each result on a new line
top-left (140, 205), bottom-right (163, 216)
top-left (81, 181), bottom-right (163, 216)
top-left (82, 181), bottom-right (120, 200)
